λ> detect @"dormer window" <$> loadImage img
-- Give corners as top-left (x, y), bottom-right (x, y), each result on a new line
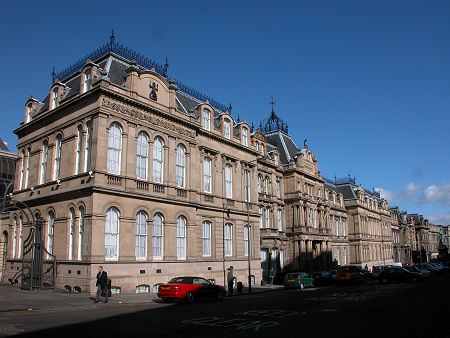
top-left (260, 144), bottom-right (264, 155)
top-left (274, 154), bottom-right (278, 166)
top-left (26, 104), bottom-right (32, 123)
top-left (83, 69), bottom-right (91, 93)
top-left (51, 88), bottom-right (59, 109)
top-left (255, 143), bottom-right (259, 152)
top-left (224, 119), bottom-right (231, 139)
top-left (202, 109), bottom-right (210, 131)
top-left (242, 127), bottom-right (248, 146)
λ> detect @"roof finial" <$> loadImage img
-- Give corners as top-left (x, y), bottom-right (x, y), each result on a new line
top-left (269, 94), bottom-right (276, 112)
top-left (110, 28), bottom-right (115, 48)
top-left (237, 114), bottom-right (240, 123)
top-left (51, 65), bottom-right (56, 83)
top-left (164, 57), bottom-right (169, 77)
top-left (228, 102), bottom-right (232, 113)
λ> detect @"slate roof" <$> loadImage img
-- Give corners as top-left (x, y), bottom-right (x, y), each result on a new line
top-left (264, 130), bottom-right (299, 165)
top-left (0, 138), bottom-right (9, 152)
top-left (33, 48), bottom-right (227, 124)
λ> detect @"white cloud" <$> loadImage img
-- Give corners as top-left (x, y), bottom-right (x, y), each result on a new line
top-left (427, 213), bottom-right (450, 225)
top-left (376, 181), bottom-right (450, 208)
top-left (421, 183), bottom-right (450, 207)
top-left (375, 182), bottom-right (423, 205)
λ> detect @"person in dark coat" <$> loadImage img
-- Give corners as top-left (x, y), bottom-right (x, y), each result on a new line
top-left (95, 266), bottom-right (108, 303)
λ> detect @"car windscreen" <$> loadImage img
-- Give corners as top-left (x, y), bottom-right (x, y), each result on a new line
top-left (169, 277), bottom-right (193, 284)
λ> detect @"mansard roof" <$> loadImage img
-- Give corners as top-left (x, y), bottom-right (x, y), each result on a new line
top-left (35, 38), bottom-right (229, 120)
top-left (0, 138), bottom-right (9, 152)
top-left (324, 176), bottom-right (382, 201)
top-left (264, 130), bottom-right (299, 165)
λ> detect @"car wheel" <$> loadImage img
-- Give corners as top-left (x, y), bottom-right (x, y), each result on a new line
top-left (411, 277), bottom-right (417, 283)
top-left (381, 278), bottom-right (388, 284)
top-left (217, 291), bottom-right (224, 301)
top-left (300, 283), bottom-right (305, 290)
top-left (185, 291), bottom-right (195, 303)
top-left (162, 298), bottom-right (169, 302)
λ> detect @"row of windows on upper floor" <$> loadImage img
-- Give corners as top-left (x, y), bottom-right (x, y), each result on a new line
top-left (24, 70), bottom-right (281, 169)
top-left (18, 124), bottom-right (92, 190)
top-left (11, 207), bottom-right (253, 262)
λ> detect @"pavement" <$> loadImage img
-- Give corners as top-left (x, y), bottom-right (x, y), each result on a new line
top-left (0, 283), bottom-right (284, 313)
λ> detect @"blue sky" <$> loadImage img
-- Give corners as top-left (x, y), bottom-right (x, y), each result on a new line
top-left (0, 1), bottom-right (449, 223)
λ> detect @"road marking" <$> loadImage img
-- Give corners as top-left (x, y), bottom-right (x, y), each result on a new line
top-left (182, 317), bottom-right (279, 331)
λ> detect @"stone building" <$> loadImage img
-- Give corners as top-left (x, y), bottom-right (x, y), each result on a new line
top-left (327, 178), bottom-right (393, 270)
top-left (0, 138), bottom-right (16, 282)
top-left (389, 207), bottom-right (414, 265)
top-left (4, 39), bottom-right (264, 294)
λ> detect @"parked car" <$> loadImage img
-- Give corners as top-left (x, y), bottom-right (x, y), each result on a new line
top-left (335, 265), bottom-right (365, 284)
top-left (312, 271), bottom-right (335, 286)
top-left (284, 272), bottom-right (314, 289)
top-left (416, 262), bottom-right (440, 275)
top-left (405, 265), bottom-right (431, 278)
top-left (379, 267), bottom-right (423, 284)
top-left (157, 276), bottom-right (225, 302)
top-left (372, 266), bottom-right (386, 279)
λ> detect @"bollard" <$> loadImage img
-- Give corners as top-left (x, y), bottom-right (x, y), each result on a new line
top-left (237, 281), bottom-right (243, 295)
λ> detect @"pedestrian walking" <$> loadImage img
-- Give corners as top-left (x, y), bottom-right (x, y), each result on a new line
top-left (95, 266), bottom-right (108, 303)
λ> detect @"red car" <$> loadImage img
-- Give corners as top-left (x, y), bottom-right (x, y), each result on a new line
top-left (157, 276), bottom-right (225, 302)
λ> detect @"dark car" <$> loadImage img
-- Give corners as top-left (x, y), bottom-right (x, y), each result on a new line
top-left (379, 267), bottom-right (423, 284)
top-left (405, 265), bottom-right (431, 278)
top-left (335, 266), bottom-right (365, 284)
top-left (312, 271), bottom-right (335, 286)
top-left (157, 276), bottom-right (225, 302)
top-left (416, 263), bottom-right (440, 275)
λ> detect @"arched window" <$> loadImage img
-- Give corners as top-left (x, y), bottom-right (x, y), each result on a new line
top-left (244, 169), bottom-right (250, 202)
top-left (105, 207), bottom-right (119, 260)
top-left (257, 174), bottom-right (262, 193)
top-left (107, 123), bottom-right (122, 175)
top-left (279, 249), bottom-right (284, 271)
top-left (225, 163), bottom-right (232, 198)
top-left (202, 221), bottom-right (211, 257)
top-left (203, 109), bottom-right (210, 131)
top-left (265, 207), bottom-right (270, 228)
top-left (47, 211), bottom-right (55, 258)
top-left (244, 225), bottom-right (249, 256)
top-left (152, 213), bottom-right (164, 259)
top-left (52, 88), bottom-right (58, 109)
top-left (78, 206), bottom-right (84, 261)
top-left (84, 122), bottom-right (91, 172)
top-left (136, 132), bottom-right (149, 180)
top-left (135, 211), bottom-right (148, 259)
top-left (177, 216), bottom-right (186, 260)
top-left (24, 148), bottom-right (30, 189)
top-left (17, 218), bottom-right (23, 258)
top-left (75, 125), bottom-right (82, 175)
top-left (277, 209), bottom-right (282, 231)
top-left (53, 134), bottom-right (62, 180)
top-left (152, 137), bottom-right (164, 183)
top-left (259, 207), bottom-right (263, 228)
top-left (274, 154), bottom-right (278, 166)
top-left (276, 181), bottom-right (280, 198)
top-left (68, 208), bottom-right (75, 260)
top-left (19, 150), bottom-right (25, 189)
top-left (225, 223), bottom-right (233, 256)
top-left (264, 177), bottom-right (268, 194)
top-left (242, 127), bottom-right (248, 146)
top-left (12, 218), bottom-right (17, 258)
top-left (255, 142), bottom-right (259, 152)
top-left (203, 157), bottom-right (211, 193)
top-left (40, 141), bottom-right (48, 184)
top-left (224, 119), bottom-right (231, 139)
top-left (26, 104), bottom-right (32, 123)
top-left (176, 144), bottom-right (186, 188)
top-left (83, 69), bottom-right (91, 93)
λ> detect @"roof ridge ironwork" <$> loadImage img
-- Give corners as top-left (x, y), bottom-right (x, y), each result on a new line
top-left (54, 39), bottom-right (227, 112)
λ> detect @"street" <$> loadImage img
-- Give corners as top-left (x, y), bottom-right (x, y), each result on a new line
top-left (1, 273), bottom-right (449, 338)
